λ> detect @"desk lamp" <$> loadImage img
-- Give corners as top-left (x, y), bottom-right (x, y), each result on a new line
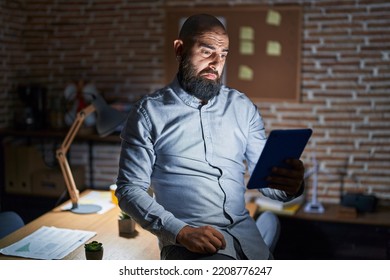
top-left (303, 152), bottom-right (325, 214)
top-left (56, 88), bottom-right (126, 214)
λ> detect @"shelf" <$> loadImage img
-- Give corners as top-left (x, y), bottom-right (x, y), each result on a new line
top-left (0, 128), bottom-right (121, 222)
top-left (0, 128), bottom-right (121, 143)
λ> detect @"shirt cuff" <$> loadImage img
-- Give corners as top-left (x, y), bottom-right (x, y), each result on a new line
top-left (160, 216), bottom-right (188, 245)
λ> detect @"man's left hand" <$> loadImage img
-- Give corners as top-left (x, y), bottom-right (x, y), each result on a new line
top-left (266, 158), bottom-right (304, 196)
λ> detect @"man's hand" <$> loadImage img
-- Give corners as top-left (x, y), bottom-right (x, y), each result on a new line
top-left (176, 225), bottom-right (226, 254)
top-left (266, 158), bottom-right (305, 196)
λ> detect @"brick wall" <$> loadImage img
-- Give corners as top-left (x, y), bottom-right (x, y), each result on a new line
top-left (1, 0), bottom-right (389, 204)
top-left (0, 0), bottom-right (25, 128)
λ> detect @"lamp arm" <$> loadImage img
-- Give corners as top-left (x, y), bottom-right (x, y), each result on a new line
top-left (56, 104), bottom-right (96, 208)
top-left (60, 104), bottom-right (96, 152)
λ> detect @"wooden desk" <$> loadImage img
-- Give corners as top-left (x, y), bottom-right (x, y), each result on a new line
top-left (0, 191), bottom-right (160, 260)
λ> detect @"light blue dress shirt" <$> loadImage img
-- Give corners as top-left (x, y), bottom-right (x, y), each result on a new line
top-left (116, 78), bottom-right (294, 259)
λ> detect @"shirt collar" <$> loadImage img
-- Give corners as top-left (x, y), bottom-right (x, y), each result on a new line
top-left (170, 76), bottom-right (216, 109)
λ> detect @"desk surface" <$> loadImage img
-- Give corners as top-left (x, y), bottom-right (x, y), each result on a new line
top-left (0, 191), bottom-right (160, 260)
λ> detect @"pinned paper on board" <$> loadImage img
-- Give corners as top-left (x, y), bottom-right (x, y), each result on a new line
top-left (266, 41), bottom-right (282, 56)
top-left (238, 65), bottom-right (253, 81)
top-left (239, 26), bottom-right (255, 55)
top-left (240, 26), bottom-right (254, 40)
top-left (240, 41), bottom-right (254, 55)
top-left (266, 10), bottom-right (282, 26)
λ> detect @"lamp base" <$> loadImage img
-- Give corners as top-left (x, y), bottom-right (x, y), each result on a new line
top-left (303, 201), bottom-right (325, 214)
top-left (71, 204), bottom-right (102, 214)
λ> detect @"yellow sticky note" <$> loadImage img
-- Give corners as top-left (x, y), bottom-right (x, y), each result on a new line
top-left (266, 10), bottom-right (281, 26)
top-left (266, 41), bottom-right (281, 56)
top-left (240, 26), bottom-right (254, 40)
top-left (238, 65), bottom-right (253, 81)
top-left (240, 41), bottom-right (254, 55)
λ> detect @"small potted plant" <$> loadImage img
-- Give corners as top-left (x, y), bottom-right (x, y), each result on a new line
top-left (84, 240), bottom-right (103, 260)
top-left (118, 210), bottom-right (136, 237)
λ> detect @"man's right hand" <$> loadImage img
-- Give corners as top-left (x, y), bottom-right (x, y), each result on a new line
top-left (176, 225), bottom-right (226, 254)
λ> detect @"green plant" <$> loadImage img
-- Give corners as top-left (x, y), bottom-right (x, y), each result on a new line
top-left (118, 211), bottom-right (136, 236)
top-left (84, 241), bottom-right (103, 252)
top-left (119, 211), bottom-right (131, 220)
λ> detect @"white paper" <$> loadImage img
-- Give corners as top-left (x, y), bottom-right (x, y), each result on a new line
top-left (0, 226), bottom-right (96, 259)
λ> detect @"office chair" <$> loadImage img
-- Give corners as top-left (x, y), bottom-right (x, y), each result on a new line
top-left (256, 211), bottom-right (281, 253)
top-left (0, 211), bottom-right (25, 239)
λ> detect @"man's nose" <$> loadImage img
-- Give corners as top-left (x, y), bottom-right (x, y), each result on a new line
top-left (209, 53), bottom-right (222, 68)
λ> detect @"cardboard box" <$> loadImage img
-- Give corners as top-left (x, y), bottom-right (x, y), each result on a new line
top-left (32, 165), bottom-right (86, 197)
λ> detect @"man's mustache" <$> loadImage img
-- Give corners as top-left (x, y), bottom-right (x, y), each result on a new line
top-left (199, 69), bottom-right (219, 77)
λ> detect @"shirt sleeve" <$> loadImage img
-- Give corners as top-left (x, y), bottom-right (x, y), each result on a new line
top-left (115, 105), bottom-right (187, 245)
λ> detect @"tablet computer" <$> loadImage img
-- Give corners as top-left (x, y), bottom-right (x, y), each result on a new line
top-left (247, 128), bottom-right (313, 189)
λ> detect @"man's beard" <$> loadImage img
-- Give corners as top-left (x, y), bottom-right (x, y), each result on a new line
top-left (177, 55), bottom-right (222, 101)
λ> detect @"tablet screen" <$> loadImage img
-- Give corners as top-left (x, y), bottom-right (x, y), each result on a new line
top-left (247, 128), bottom-right (312, 189)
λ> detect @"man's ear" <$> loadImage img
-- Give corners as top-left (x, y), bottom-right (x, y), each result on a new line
top-left (173, 39), bottom-right (183, 58)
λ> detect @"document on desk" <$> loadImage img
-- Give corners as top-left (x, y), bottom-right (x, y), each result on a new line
top-left (0, 226), bottom-right (96, 260)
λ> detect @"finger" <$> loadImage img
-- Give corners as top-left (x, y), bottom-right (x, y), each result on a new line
top-left (286, 159), bottom-right (305, 175)
top-left (271, 168), bottom-right (302, 180)
top-left (286, 158), bottom-right (304, 169)
top-left (269, 168), bottom-right (304, 183)
top-left (203, 226), bottom-right (226, 250)
top-left (206, 239), bottom-right (222, 253)
top-left (205, 226), bottom-right (224, 239)
top-left (209, 234), bottom-right (225, 250)
top-left (204, 244), bottom-right (219, 254)
top-left (268, 174), bottom-right (298, 186)
top-left (267, 184), bottom-right (299, 196)
top-left (200, 236), bottom-right (221, 253)
top-left (207, 227), bottom-right (226, 248)
top-left (220, 235), bottom-right (226, 249)
top-left (266, 174), bottom-right (302, 193)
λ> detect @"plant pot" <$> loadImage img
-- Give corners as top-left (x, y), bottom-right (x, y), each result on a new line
top-left (118, 218), bottom-right (136, 237)
top-left (85, 249), bottom-right (104, 260)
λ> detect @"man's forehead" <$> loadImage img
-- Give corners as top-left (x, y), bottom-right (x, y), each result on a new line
top-left (194, 30), bottom-right (229, 48)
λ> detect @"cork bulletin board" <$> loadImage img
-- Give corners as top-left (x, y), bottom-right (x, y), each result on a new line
top-left (165, 6), bottom-right (302, 102)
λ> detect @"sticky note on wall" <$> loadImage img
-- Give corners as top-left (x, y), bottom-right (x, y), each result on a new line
top-left (266, 41), bottom-right (282, 56)
top-left (266, 10), bottom-right (281, 26)
top-left (239, 26), bottom-right (255, 55)
top-left (238, 65), bottom-right (253, 81)
top-left (240, 26), bottom-right (254, 40)
top-left (240, 41), bottom-right (254, 55)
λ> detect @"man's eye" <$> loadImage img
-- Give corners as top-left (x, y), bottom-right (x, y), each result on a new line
top-left (201, 49), bottom-right (212, 57)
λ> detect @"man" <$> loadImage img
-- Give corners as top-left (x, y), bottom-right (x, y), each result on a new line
top-left (116, 14), bottom-right (304, 260)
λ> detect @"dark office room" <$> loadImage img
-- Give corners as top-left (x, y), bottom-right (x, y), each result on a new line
top-left (0, 0), bottom-right (389, 267)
